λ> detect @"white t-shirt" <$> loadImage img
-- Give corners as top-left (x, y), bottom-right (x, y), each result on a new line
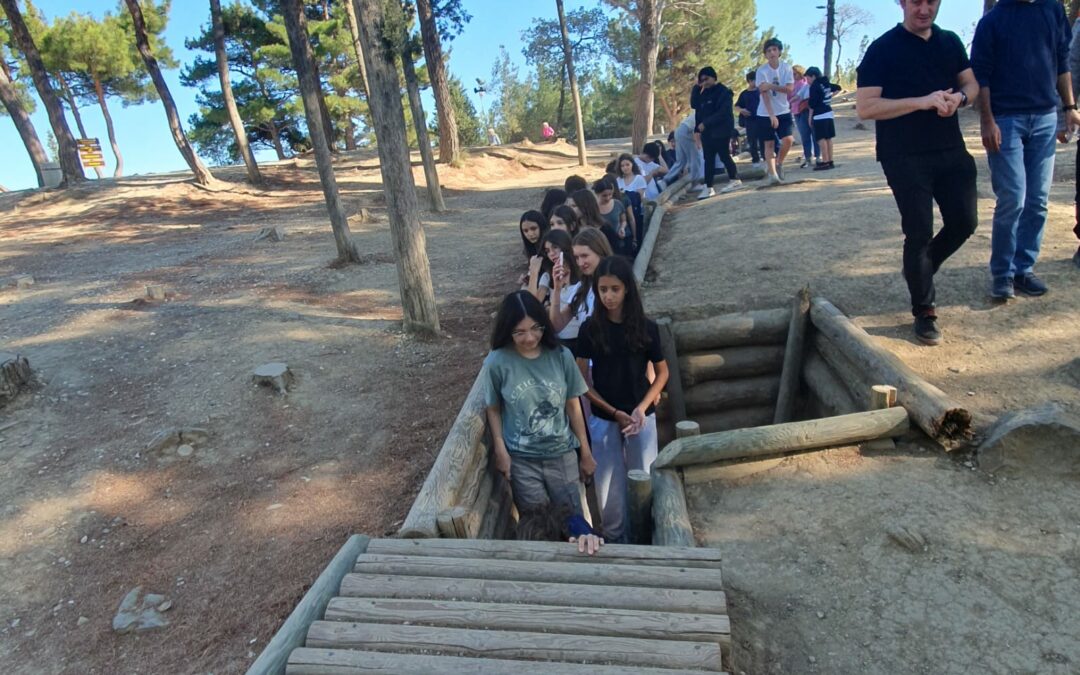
top-left (634, 158), bottom-right (662, 199)
top-left (617, 174), bottom-right (647, 195)
top-left (557, 281), bottom-right (583, 340)
top-left (756, 62), bottom-right (794, 117)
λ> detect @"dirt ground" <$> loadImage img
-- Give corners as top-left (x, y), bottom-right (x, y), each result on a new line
top-left (0, 140), bottom-right (604, 674)
top-left (653, 106), bottom-right (1080, 674)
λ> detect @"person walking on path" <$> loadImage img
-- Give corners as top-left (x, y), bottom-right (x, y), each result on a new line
top-left (755, 38), bottom-right (796, 185)
top-left (972, 0), bottom-right (1079, 299)
top-left (736, 70), bottom-right (765, 168)
top-left (665, 112), bottom-right (705, 189)
top-left (691, 66), bottom-right (743, 199)
top-left (790, 65), bottom-right (820, 168)
top-left (805, 66), bottom-right (842, 170)
top-left (856, 0), bottom-right (980, 346)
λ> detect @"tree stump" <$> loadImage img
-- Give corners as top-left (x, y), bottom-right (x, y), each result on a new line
top-left (0, 352), bottom-right (32, 406)
top-left (253, 362), bottom-right (293, 394)
top-left (254, 226), bottom-right (284, 242)
top-left (14, 275), bottom-right (34, 289)
top-left (145, 285), bottom-right (166, 301)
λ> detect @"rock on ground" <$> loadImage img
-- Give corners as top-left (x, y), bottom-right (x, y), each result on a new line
top-left (978, 402), bottom-right (1080, 476)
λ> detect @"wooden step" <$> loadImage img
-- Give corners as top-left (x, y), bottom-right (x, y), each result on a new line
top-left (340, 573), bottom-right (727, 614)
top-left (353, 553), bottom-right (724, 590)
top-left (364, 537), bottom-right (723, 568)
top-left (305, 621), bottom-right (723, 671)
top-left (287, 647), bottom-right (726, 674)
top-left (324, 597), bottom-right (731, 645)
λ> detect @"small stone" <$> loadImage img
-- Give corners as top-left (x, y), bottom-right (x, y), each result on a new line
top-left (10, 619), bottom-right (20, 628)
top-left (266, 503), bottom-right (283, 510)
top-left (967, 391), bottom-right (976, 397)
top-left (157, 600), bottom-right (172, 612)
top-left (948, 366), bottom-right (964, 373)
top-left (77, 616), bottom-right (89, 626)
top-left (15, 275), bottom-right (34, 289)
top-left (816, 611), bottom-right (826, 619)
top-left (80, 535), bottom-right (88, 544)
top-left (808, 656), bottom-right (817, 664)
top-left (176, 444), bottom-right (194, 458)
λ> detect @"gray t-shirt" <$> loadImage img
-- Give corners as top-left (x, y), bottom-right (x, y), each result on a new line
top-left (483, 346), bottom-right (588, 458)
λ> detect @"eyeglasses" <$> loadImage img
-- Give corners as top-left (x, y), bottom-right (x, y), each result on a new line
top-left (512, 324), bottom-right (545, 338)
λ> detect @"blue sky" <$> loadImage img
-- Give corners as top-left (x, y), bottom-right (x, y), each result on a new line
top-left (0, 0), bottom-right (983, 191)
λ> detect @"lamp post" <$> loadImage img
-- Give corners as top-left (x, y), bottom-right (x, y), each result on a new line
top-left (473, 79), bottom-right (488, 126)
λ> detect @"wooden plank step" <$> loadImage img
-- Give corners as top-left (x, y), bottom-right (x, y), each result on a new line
top-left (287, 647), bottom-right (726, 674)
top-left (339, 573), bottom-right (727, 614)
top-left (354, 554), bottom-right (724, 591)
top-left (324, 597), bottom-right (731, 645)
top-left (365, 538), bottom-right (723, 568)
top-left (305, 621), bottom-right (723, 671)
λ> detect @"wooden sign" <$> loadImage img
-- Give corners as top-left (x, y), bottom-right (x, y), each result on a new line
top-left (77, 138), bottom-right (105, 168)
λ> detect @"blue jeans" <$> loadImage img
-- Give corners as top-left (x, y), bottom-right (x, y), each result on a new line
top-left (795, 109), bottom-right (819, 161)
top-left (987, 111), bottom-right (1057, 280)
top-left (588, 413), bottom-right (658, 544)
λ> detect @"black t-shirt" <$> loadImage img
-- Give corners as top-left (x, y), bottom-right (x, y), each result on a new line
top-left (857, 24), bottom-right (971, 161)
top-left (735, 88), bottom-right (760, 128)
top-left (577, 317), bottom-right (664, 421)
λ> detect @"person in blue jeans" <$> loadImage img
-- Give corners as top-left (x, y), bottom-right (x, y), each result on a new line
top-left (972, 0), bottom-right (1080, 299)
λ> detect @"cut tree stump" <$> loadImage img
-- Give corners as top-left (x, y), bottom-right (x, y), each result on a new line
top-left (253, 362), bottom-right (293, 393)
top-left (145, 285), bottom-right (166, 301)
top-left (0, 352), bottom-right (32, 406)
top-left (14, 275), bottom-right (34, 289)
top-left (254, 226), bottom-right (285, 242)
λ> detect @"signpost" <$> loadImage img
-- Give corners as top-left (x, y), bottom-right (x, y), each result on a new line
top-left (77, 138), bottom-right (105, 169)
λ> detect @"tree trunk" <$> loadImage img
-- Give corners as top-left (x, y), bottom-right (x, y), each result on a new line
top-left (416, 0), bottom-right (460, 164)
top-left (632, 0), bottom-right (660, 154)
top-left (556, 63), bottom-right (566, 131)
top-left (344, 0), bottom-right (370, 97)
top-left (267, 121), bottom-right (286, 159)
top-left (556, 0), bottom-right (587, 166)
top-left (357, 0), bottom-right (440, 334)
top-left (824, 0), bottom-right (836, 79)
top-left (281, 0), bottom-right (361, 264)
top-left (344, 113), bottom-right (357, 150)
top-left (0, 0), bottom-right (85, 185)
top-left (402, 42), bottom-right (446, 212)
top-left (0, 58), bottom-right (48, 187)
top-left (58, 73), bottom-right (105, 179)
top-left (210, 0), bottom-right (261, 184)
top-left (92, 76), bottom-right (124, 177)
top-left (123, 0), bottom-right (216, 186)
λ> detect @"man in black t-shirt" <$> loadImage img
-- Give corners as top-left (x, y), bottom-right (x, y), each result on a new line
top-left (856, 0), bottom-right (979, 347)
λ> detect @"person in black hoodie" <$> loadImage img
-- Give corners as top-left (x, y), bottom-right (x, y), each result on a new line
top-left (691, 66), bottom-right (743, 199)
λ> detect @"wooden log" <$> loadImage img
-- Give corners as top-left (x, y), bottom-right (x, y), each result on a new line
top-left (679, 345), bottom-right (785, 386)
top-left (657, 318), bottom-right (687, 423)
top-left (627, 469), bottom-right (653, 545)
top-left (809, 297), bottom-right (973, 448)
top-left (364, 538), bottom-right (724, 568)
top-left (286, 647), bottom-right (723, 675)
top-left (656, 173), bottom-right (692, 206)
top-left (810, 331), bottom-right (867, 407)
top-left (633, 177), bottom-right (691, 283)
top-left (246, 535), bottom-right (369, 675)
top-left (457, 465), bottom-right (493, 539)
top-left (695, 407), bottom-right (775, 434)
top-left (339, 573), bottom-right (727, 614)
top-left (673, 308), bottom-right (791, 352)
top-left (774, 287), bottom-right (811, 423)
top-left (802, 351), bottom-right (858, 416)
top-left (352, 554), bottom-right (724, 591)
top-left (682, 457), bottom-right (786, 485)
top-left (477, 473), bottom-right (513, 540)
top-left (654, 407), bottom-right (910, 469)
top-left (399, 371), bottom-right (488, 538)
top-left (324, 597), bottom-right (730, 645)
top-left (863, 384), bottom-right (899, 452)
top-left (435, 506), bottom-right (468, 539)
top-left (684, 375), bottom-right (780, 415)
top-left (651, 468), bottom-right (695, 548)
top-left (675, 420), bottom-right (701, 439)
top-left (305, 621), bottom-right (722, 671)
top-left (0, 352), bottom-right (32, 405)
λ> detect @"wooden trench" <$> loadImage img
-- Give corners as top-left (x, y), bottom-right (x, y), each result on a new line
top-left (251, 181), bottom-right (975, 674)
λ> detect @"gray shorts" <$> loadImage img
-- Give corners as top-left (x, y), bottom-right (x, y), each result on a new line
top-left (509, 451), bottom-right (583, 514)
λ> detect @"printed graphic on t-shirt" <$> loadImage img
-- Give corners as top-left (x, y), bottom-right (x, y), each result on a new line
top-left (508, 378), bottom-right (563, 450)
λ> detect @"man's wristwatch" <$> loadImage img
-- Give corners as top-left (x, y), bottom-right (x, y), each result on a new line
top-left (1064, 103), bottom-right (1078, 111)
top-left (960, 91), bottom-right (969, 107)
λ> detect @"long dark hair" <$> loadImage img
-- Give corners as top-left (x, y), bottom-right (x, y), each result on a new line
top-left (540, 188), bottom-right (568, 220)
top-left (571, 189), bottom-right (605, 230)
top-left (540, 229), bottom-right (579, 287)
top-left (570, 228), bottom-right (614, 317)
top-left (490, 290), bottom-right (560, 351)
top-left (616, 153), bottom-right (640, 176)
top-left (585, 256), bottom-right (651, 355)
top-left (519, 210), bottom-right (548, 258)
top-left (551, 204), bottom-right (581, 237)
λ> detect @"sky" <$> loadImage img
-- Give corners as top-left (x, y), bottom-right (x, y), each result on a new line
top-left (0, 0), bottom-right (984, 192)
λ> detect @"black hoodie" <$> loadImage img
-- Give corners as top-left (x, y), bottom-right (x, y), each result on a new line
top-left (691, 82), bottom-right (736, 140)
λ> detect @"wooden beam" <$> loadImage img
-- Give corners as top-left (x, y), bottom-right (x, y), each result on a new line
top-left (654, 407), bottom-right (910, 469)
top-left (774, 287), bottom-right (811, 423)
top-left (633, 177), bottom-right (691, 283)
top-left (810, 330), bottom-right (867, 407)
top-left (809, 297), bottom-right (972, 448)
top-left (323, 597), bottom-right (730, 645)
top-left (679, 345), bottom-right (785, 386)
top-left (696, 407), bottom-right (775, 434)
top-left (339, 573), bottom-right (727, 614)
top-left (685, 375), bottom-right (780, 415)
top-left (246, 535), bottom-right (369, 675)
top-left (352, 553), bottom-right (723, 591)
top-left (364, 537), bottom-right (723, 568)
top-left (286, 647), bottom-right (724, 675)
top-left (627, 469), bottom-right (653, 545)
top-left (673, 308), bottom-right (791, 352)
top-left (802, 351), bottom-right (858, 416)
top-left (657, 318), bottom-right (687, 422)
top-left (651, 468), bottom-right (695, 548)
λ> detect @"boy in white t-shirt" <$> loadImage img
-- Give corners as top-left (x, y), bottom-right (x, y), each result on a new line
top-left (755, 37), bottom-right (795, 185)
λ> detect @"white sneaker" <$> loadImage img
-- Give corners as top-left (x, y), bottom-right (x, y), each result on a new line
top-left (720, 179), bottom-right (743, 194)
top-left (765, 173), bottom-right (783, 186)
top-left (751, 162), bottom-right (764, 170)
top-left (697, 187), bottom-right (715, 200)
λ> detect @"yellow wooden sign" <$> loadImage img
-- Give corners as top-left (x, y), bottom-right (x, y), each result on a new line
top-left (77, 138), bottom-right (106, 168)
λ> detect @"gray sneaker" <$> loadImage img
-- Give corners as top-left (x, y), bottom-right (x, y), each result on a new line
top-left (719, 179), bottom-right (744, 193)
top-left (765, 173), bottom-right (783, 186)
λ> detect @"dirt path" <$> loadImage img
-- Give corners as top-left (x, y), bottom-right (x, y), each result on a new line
top-left (0, 142), bottom-right (601, 674)
top-left (651, 107), bottom-right (1080, 674)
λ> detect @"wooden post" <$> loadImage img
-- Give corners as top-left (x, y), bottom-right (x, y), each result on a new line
top-left (627, 469), bottom-right (653, 545)
top-left (863, 384), bottom-right (899, 452)
top-left (675, 420), bottom-right (700, 439)
top-left (809, 297), bottom-right (972, 448)
top-left (651, 469), bottom-right (695, 548)
top-left (654, 407), bottom-right (910, 468)
top-left (774, 287), bottom-right (811, 423)
top-left (657, 318), bottom-right (686, 423)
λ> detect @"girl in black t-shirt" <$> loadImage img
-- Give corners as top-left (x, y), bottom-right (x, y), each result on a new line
top-left (575, 256), bottom-right (669, 543)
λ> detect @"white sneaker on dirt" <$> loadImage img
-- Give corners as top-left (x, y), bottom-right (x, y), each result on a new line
top-left (765, 173), bottom-right (783, 186)
top-left (720, 179), bottom-right (744, 194)
top-left (697, 187), bottom-right (715, 200)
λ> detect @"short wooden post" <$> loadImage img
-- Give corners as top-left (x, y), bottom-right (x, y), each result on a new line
top-left (774, 286), bottom-right (811, 423)
top-left (675, 420), bottom-right (700, 439)
top-left (863, 384), bottom-right (899, 452)
top-left (651, 468), bottom-right (695, 548)
top-left (627, 469), bottom-right (653, 545)
top-left (657, 318), bottom-right (687, 423)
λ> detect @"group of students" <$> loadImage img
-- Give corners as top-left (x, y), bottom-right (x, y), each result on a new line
top-left (484, 173), bottom-right (675, 550)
